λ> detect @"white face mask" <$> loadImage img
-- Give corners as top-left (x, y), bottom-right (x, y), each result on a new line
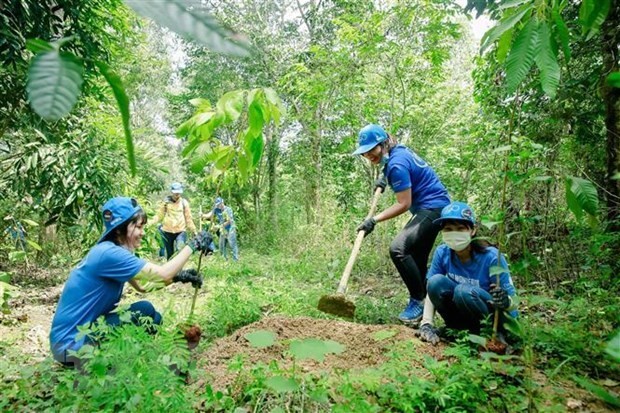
top-left (442, 231), bottom-right (472, 252)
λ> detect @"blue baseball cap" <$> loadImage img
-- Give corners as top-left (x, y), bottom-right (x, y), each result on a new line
top-left (98, 197), bottom-right (143, 243)
top-left (352, 124), bottom-right (389, 155)
top-left (170, 182), bottom-right (183, 194)
top-left (214, 197), bottom-right (224, 208)
top-left (433, 202), bottom-right (476, 227)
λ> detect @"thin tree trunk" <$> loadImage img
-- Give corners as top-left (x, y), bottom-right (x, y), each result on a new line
top-left (601, 1), bottom-right (620, 229)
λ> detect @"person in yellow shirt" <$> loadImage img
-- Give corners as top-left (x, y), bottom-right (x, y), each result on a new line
top-left (152, 183), bottom-right (196, 260)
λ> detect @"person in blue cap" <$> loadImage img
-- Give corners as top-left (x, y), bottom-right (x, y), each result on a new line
top-left (353, 124), bottom-right (451, 324)
top-left (416, 202), bottom-right (518, 345)
top-left (152, 183), bottom-right (197, 260)
top-left (210, 197), bottom-right (238, 262)
top-left (49, 197), bottom-right (214, 367)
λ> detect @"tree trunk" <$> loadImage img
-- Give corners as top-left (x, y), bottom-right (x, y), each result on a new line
top-left (601, 1), bottom-right (620, 230)
top-left (265, 125), bottom-right (280, 232)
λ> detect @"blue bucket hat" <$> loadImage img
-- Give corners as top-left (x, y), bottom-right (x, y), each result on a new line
top-left (433, 202), bottom-right (476, 227)
top-left (170, 182), bottom-right (183, 194)
top-left (352, 124), bottom-right (389, 155)
top-left (98, 197), bottom-right (143, 243)
top-left (214, 197), bottom-right (224, 208)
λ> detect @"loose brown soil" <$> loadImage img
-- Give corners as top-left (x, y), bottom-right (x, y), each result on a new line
top-left (196, 315), bottom-right (444, 390)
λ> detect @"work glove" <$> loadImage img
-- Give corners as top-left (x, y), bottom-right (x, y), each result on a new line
top-left (416, 323), bottom-right (440, 345)
top-left (356, 217), bottom-right (377, 237)
top-left (188, 230), bottom-right (214, 254)
top-left (374, 176), bottom-right (387, 193)
top-left (490, 284), bottom-right (510, 310)
top-left (173, 269), bottom-right (203, 288)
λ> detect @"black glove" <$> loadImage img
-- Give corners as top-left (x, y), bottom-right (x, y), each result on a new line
top-left (374, 176), bottom-right (387, 193)
top-left (490, 284), bottom-right (510, 310)
top-left (417, 323), bottom-right (440, 345)
top-left (173, 269), bottom-right (203, 288)
top-left (188, 230), bottom-right (214, 254)
top-left (356, 217), bottom-right (377, 237)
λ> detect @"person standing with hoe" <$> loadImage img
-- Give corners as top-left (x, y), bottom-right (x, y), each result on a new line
top-left (204, 197), bottom-right (239, 262)
top-left (152, 183), bottom-right (197, 260)
top-left (353, 124), bottom-right (451, 324)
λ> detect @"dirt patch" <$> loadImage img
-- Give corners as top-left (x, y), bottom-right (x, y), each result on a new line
top-left (196, 315), bottom-right (444, 390)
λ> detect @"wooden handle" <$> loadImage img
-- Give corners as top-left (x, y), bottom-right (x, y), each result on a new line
top-left (336, 186), bottom-right (384, 294)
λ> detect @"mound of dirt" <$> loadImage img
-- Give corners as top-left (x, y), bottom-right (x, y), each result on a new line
top-left (196, 316), bottom-right (444, 389)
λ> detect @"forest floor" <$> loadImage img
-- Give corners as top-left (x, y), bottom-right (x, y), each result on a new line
top-left (0, 262), bottom-right (617, 412)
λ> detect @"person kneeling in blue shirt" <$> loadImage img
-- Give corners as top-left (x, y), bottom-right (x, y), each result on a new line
top-left (417, 202), bottom-right (518, 345)
top-left (49, 197), bottom-right (214, 367)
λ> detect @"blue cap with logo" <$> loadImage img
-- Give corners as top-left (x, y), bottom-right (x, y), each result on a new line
top-left (214, 197), bottom-right (224, 208)
top-left (433, 201), bottom-right (476, 227)
top-left (352, 124), bottom-right (389, 155)
top-left (98, 197), bottom-right (142, 243)
top-left (170, 182), bottom-right (183, 194)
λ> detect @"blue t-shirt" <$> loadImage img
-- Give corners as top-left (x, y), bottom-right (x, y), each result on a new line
top-left (428, 244), bottom-right (517, 317)
top-left (49, 241), bottom-right (146, 359)
top-left (383, 145), bottom-right (450, 213)
top-left (214, 206), bottom-right (235, 232)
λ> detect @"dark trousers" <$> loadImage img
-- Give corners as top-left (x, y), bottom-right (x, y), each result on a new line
top-left (161, 230), bottom-right (187, 260)
top-left (427, 274), bottom-right (493, 333)
top-left (389, 208), bottom-right (443, 300)
top-left (56, 300), bottom-right (162, 368)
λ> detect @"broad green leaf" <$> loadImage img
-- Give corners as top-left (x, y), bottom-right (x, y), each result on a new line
top-left (95, 61), bottom-right (135, 175)
top-left (534, 22), bottom-right (560, 98)
top-left (21, 219), bottom-right (39, 227)
top-left (266, 376), bottom-right (299, 393)
top-left (26, 240), bottom-right (42, 251)
top-left (372, 330), bottom-right (398, 341)
top-left (25, 38), bottom-right (54, 53)
top-left (502, 316), bottom-right (522, 337)
top-left (189, 98), bottom-right (212, 111)
top-left (531, 175), bottom-right (552, 182)
top-left (214, 146), bottom-right (235, 170)
top-left (245, 132), bottom-right (264, 167)
top-left (289, 338), bottom-right (329, 362)
top-left (565, 176), bottom-right (599, 221)
top-left (192, 111), bottom-right (216, 129)
top-left (506, 17), bottom-right (540, 93)
top-left (496, 27), bottom-right (513, 63)
top-left (489, 265), bottom-right (507, 277)
top-left (607, 72), bottom-right (620, 88)
top-left (468, 334), bottom-right (487, 347)
top-left (26, 51), bottom-right (84, 120)
top-left (124, 0), bottom-right (251, 57)
top-left (552, 9), bottom-right (571, 63)
top-left (612, 172), bottom-right (620, 180)
top-left (244, 330), bottom-right (277, 349)
top-left (480, 218), bottom-right (502, 230)
top-left (605, 331), bottom-right (620, 362)
top-left (247, 99), bottom-right (265, 137)
top-left (9, 251), bottom-right (27, 263)
top-left (216, 90), bottom-right (244, 122)
top-left (263, 87), bottom-right (285, 124)
top-left (323, 340), bottom-right (345, 355)
top-left (0, 272), bottom-right (10, 283)
top-left (579, 0), bottom-right (611, 40)
top-left (176, 118), bottom-right (196, 138)
top-left (481, 4), bottom-right (533, 53)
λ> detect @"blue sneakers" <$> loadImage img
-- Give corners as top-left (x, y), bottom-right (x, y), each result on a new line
top-left (398, 297), bottom-right (423, 323)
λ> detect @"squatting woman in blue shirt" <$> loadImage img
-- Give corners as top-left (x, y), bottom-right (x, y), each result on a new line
top-left (417, 202), bottom-right (518, 345)
top-left (353, 124), bottom-right (451, 323)
top-left (50, 197), bottom-right (213, 367)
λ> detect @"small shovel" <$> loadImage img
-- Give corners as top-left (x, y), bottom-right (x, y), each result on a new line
top-left (318, 184), bottom-right (384, 318)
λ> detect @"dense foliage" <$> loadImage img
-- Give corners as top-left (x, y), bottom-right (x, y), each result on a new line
top-left (1, 0), bottom-right (618, 411)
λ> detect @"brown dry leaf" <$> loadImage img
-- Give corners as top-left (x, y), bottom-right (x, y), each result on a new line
top-left (566, 398), bottom-right (584, 410)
